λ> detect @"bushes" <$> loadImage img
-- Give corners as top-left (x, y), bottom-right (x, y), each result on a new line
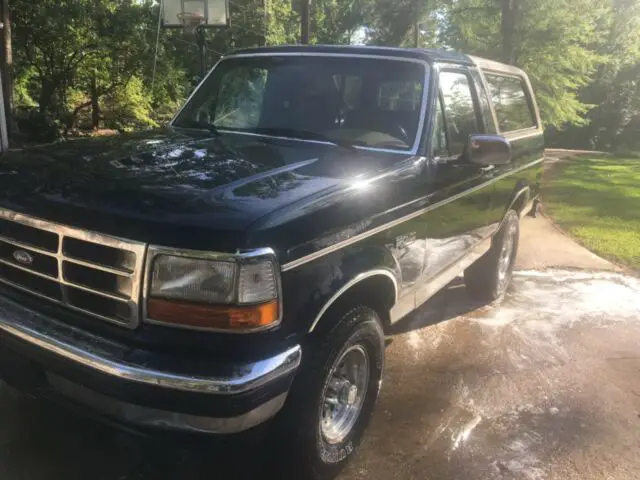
top-left (14, 108), bottom-right (62, 145)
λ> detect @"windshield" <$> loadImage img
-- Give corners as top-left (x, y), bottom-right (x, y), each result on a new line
top-left (173, 55), bottom-right (427, 151)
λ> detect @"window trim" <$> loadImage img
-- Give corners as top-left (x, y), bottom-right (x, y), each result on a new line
top-left (431, 91), bottom-right (449, 158)
top-left (170, 53), bottom-right (431, 156)
top-left (482, 70), bottom-right (539, 135)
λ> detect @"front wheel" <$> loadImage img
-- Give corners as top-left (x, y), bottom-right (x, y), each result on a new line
top-left (279, 306), bottom-right (385, 480)
top-left (465, 210), bottom-right (520, 301)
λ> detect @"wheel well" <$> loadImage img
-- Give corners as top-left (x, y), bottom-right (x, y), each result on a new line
top-left (312, 274), bottom-right (396, 335)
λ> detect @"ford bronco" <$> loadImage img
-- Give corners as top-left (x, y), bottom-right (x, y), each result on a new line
top-left (0, 46), bottom-right (543, 478)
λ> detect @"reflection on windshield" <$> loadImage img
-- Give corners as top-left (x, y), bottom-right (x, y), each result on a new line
top-left (173, 56), bottom-right (427, 151)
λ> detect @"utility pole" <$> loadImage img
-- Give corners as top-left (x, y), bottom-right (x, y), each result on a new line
top-left (300, 0), bottom-right (310, 44)
top-left (501, 0), bottom-right (517, 64)
top-left (414, 21), bottom-right (420, 48)
top-left (262, 0), bottom-right (268, 46)
top-left (196, 26), bottom-right (207, 80)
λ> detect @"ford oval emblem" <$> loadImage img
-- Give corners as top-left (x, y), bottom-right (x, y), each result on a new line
top-left (12, 250), bottom-right (34, 266)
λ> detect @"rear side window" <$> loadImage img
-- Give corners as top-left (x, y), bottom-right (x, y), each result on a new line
top-left (485, 74), bottom-right (536, 132)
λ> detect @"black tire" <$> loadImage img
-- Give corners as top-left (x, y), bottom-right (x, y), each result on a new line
top-left (279, 306), bottom-right (385, 480)
top-left (528, 197), bottom-right (541, 218)
top-left (464, 210), bottom-right (520, 302)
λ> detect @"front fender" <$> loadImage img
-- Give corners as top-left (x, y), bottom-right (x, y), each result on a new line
top-left (280, 242), bottom-right (400, 334)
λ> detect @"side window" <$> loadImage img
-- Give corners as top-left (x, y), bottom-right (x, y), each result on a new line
top-left (485, 73), bottom-right (536, 132)
top-left (439, 71), bottom-right (480, 156)
top-left (213, 67), bottom-right (268, 129)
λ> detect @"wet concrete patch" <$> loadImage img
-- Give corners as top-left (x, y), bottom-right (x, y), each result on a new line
top-left (344, 270), bottom-right (640, 480)
top-left (1, 269), bottom-right (640, 480)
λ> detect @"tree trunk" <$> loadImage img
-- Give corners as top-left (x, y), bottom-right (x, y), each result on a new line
top-left (90, 74), bottom-right (100, 129)
top-left (261, 0), bottom-right (268, 46)
top-left (39, 78), bottom-right (56, 114)
top-left (0, 0), bottom-right (16, 137)
top-left (501, 0), bottom-right (517, 64)
top-left (300, 0), bottom-right (310, 44)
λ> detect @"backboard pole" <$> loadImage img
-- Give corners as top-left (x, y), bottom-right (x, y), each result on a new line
top-left (300, 0), bottom-right (310, 44)
top-left (196, 26), bottom-right (207, 79)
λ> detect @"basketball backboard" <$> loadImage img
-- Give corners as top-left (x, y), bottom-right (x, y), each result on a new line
top-left (161, 0), bottom-right (230, 28)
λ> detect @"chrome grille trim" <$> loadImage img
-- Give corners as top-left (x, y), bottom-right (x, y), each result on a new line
top-left (63, 280), bottom-right (130, 302)
top-left (0, 209), bottom-right (146, 329)
top-left (0, 234), bottom-right (55, 256)
top-left (63, 257), bottom-right (134, 277)
top-left (0, 257), bottom-right (57, 280)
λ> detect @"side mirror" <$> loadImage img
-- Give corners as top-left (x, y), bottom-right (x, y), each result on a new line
top-left (466, 134), bottom-right (512, 166)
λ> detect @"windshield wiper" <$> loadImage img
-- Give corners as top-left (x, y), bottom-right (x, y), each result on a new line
top-left (246, 127), bottom-right (358, 152)
top-left (172, 119), bottom-right (220, 136)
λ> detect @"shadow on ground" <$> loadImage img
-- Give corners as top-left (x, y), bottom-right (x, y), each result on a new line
top-left (0, 280), bottom-right (483, 480)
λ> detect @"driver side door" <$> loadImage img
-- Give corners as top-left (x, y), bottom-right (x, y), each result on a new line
top-left (415, 68), bottom-right (496, 304)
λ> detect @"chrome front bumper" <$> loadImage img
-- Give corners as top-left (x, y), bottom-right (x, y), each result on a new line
top-left (0, 294), bottom-right (302, 434)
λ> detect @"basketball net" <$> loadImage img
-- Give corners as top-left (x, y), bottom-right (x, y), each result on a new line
top-left (177, 12), bottom-right (206, 35)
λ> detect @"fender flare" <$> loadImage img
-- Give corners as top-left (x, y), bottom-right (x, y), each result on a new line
top-left (308, 269), bottom-right (399, 333)
top-left (498, 185), bottom-right (530, 230)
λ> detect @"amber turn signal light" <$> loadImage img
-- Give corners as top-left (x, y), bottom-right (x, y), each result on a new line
top-left (147, 298), bottom-right (280, 331)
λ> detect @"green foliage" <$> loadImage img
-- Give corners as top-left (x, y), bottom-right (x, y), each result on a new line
top-left (265, 0), bottom-right (300, 45)
top-left (11, 0), bottom-right (187, 135)
top-left (572, 0), bottom-right (640, 150)
top-left (102, 76), bottom-right (158, 131)
top-left (13, 68), bottom-right (38, 108)
top-left (313, 0), bottom-right (372, 44)
top-left (440, 0), bottom-right (610, 129)
top-left (8, 0), bottom-right (640, 151)
top-left (366, 0), bottom-right (425, 46)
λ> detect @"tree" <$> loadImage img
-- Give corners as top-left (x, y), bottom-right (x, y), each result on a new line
top-left (64, 1), bottom-right (150, 130)
top-left (12, 0), bottom-right (187, 135)
top-left (9, 0), bottom-right (640, 153)
top-left (366, 0), bottom-right (427, 46)
top-left (12, 0), bottom-right (100, 115)
top-left (440, 0), bottom-right (611, 129)
top-left (569, 0), bottom-right (640, 150)
top-left (313, 0), bottom-right (373, 44)
top-left (1, 0), bottom-right (14, 131)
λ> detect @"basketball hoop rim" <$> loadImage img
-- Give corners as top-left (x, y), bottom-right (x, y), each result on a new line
top-left (177, 12), bottom-right (205, 21)
top-left (177, 12), bottom-right (206, 31)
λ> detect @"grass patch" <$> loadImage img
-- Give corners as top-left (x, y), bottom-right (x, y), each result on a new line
top-left (543, 155), bottom-right (640, 270)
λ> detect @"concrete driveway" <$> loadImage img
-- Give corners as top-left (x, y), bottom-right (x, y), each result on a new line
top-left (1, 216), bottom-right (640, 480)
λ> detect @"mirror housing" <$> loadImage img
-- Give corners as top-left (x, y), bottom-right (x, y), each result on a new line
top-left (466, 134), bottom-right (512, 166)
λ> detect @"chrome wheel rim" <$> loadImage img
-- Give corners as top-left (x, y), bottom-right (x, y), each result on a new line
top-left (320, 345), bottom-right (370, 444)
top-left (498, 223), bottom-right (517, 283)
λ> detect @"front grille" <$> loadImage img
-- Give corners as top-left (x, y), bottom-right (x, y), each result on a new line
top-left (0, 209), bottom-right (146, 328)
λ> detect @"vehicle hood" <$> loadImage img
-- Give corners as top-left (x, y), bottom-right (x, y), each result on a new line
top-left (0, 129), bottom-right (405, 250)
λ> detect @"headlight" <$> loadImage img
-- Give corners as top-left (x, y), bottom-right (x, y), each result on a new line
top-left (146, 248), bottom-right (281, 332)
top-left (151, 256), bottom-right (237, 303)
